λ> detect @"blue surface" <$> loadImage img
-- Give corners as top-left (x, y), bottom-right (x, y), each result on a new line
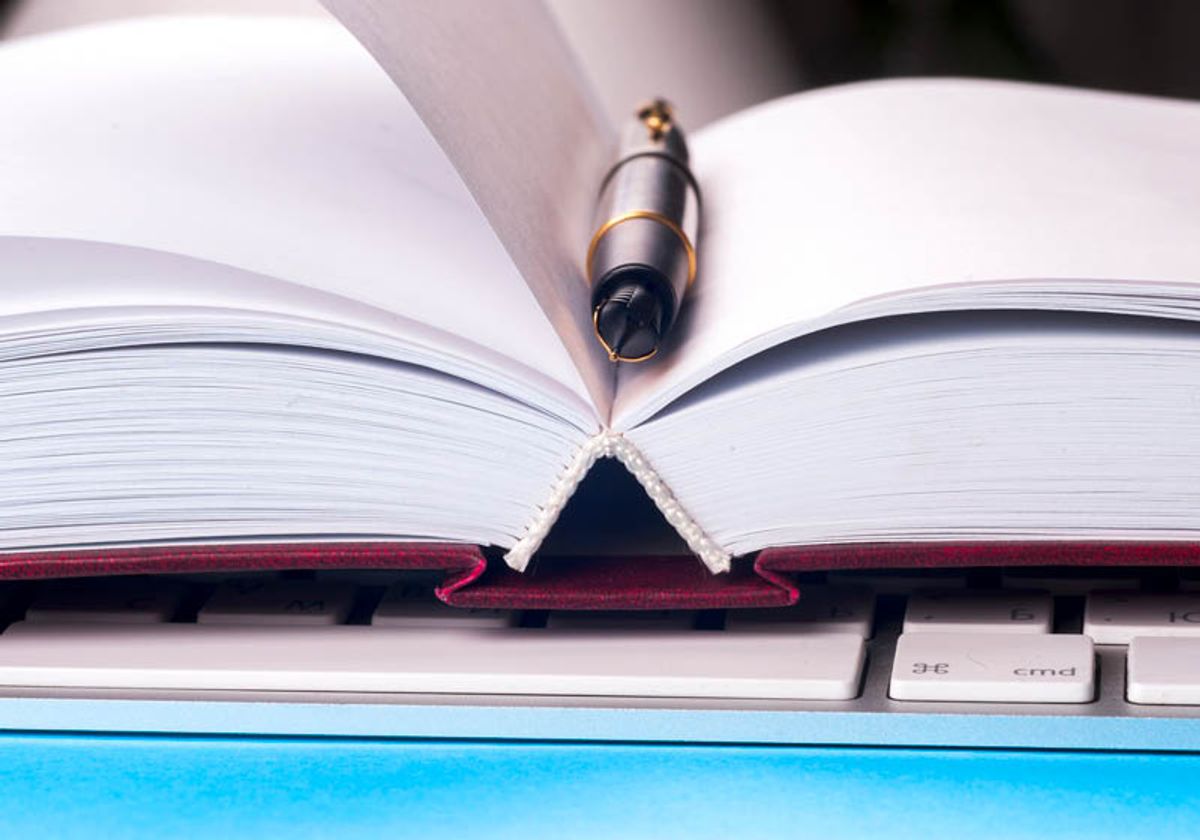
top-left (1, 734), bottom-right (1198, 839)
top-left (4, 697), bottom-right (1200, 752)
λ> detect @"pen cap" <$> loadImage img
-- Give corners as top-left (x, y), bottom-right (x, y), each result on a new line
top-left (587, 109), bottom-right (700, 354)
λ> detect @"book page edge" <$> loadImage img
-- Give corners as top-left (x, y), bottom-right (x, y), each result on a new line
top-left (503, 431), bottom-right (731, 574)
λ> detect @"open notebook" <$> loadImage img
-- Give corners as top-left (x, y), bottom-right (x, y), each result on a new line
top-left (4, 2), bottom-right (1200, 605)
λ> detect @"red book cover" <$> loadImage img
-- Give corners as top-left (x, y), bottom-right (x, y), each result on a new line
top-left (3, 541), bottom-right (1198, 609)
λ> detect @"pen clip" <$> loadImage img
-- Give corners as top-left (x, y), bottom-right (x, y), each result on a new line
top-left (637, 99), bottom-right (674, 141)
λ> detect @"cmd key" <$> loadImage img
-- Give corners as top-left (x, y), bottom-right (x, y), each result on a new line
top-left (890, 632), bottom-right (1094, 703)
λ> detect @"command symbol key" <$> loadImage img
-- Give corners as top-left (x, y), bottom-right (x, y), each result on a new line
top-left (890, 632), bottom-right (1093, 703)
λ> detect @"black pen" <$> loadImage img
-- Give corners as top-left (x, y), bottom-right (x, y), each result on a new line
top-left (587, 99), bottom-right (700, 363)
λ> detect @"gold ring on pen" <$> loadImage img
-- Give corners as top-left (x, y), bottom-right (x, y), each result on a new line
top-left (585, 210), bottom-right (698, 290)
top-left (591, 307), bottom-right (658, 363)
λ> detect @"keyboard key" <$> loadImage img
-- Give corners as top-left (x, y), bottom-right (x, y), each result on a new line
top-left (544, 610), bottom-right (695, 630)
top-left (903, 590), bottom-right (1052, 635)
top-left (1001, 569), bottom-right (1141, 596)
top-left (25, 578), bottom-right (185, 624)
top-left (826, 570), bottom-right (967, 594)
top-left (372, 584), bottom-right (514, 628)
top-left (890, 632), bottom-right (1094, 703)
top-left (0, 623), bottom-right (866, 700)
top-left (1083, 591), bottom-right (1200, 645)
top-left (198, 580), bottom-right (354, 626)
top-left (1127, 636), bottom-right (1200, 705)
top-left (724, 586), bottom-right (875, 638)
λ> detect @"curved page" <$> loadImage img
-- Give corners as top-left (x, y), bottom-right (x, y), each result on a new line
top-left (0, 16), bottom-right (596, 427)
top-left (0, 238), bottom-right (596, 429)
top-left (614, 79), bottom-right (1200, 428)
top-left (322, 0), bottom-right (618, 413)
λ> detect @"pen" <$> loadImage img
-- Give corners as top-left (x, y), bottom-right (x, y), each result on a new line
top-left (587, 99), bottom-right (700, 363)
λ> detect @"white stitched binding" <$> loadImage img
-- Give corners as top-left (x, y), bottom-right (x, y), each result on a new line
top-left (503, 431), bottom-right (731, 574)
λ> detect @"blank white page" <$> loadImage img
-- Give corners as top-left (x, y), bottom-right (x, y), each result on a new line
top-left (613, 79), bottom-right (1200, 428)
top-left (0, 16), bottom-right (594, 421)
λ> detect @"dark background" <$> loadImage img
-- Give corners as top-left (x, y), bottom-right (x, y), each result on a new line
top-left (3, 2), bottom-right (1198, 115)
top-left (768, 0), bottom-right (1200, 100)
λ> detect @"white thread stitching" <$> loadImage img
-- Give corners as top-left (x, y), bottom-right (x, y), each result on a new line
top-left (503, 431), bottom-right (731, 573)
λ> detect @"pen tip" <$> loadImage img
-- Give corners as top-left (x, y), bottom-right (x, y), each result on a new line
top-left (594, 282), bottom-right (664, 362)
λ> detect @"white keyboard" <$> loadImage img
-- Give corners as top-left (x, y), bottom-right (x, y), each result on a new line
top-left (0, 568), bottom-right (1199, 709)
top-left (0, 623), bottom-right (864, 700)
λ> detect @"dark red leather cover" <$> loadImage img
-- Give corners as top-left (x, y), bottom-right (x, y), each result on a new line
top-left (0, 544), bottom-right (793, 609)
top-left (1, 541), bottom-right (1195, 609)
top-left (754, 541), bottom-right (1200, 573)
top-left (444, 554), bottom-right (795, 609)
top-left (0, 543), bottom-right (488, 601)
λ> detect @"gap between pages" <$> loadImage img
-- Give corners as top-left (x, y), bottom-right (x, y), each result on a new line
top-left (503, 431), bottom-right (732, 574)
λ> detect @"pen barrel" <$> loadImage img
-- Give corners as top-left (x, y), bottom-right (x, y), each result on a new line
top-left (588, 143), bottom-right (700, 331)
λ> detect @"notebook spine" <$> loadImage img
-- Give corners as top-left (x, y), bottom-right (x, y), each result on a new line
top-left (503, 431), bottom-right (731, 573)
